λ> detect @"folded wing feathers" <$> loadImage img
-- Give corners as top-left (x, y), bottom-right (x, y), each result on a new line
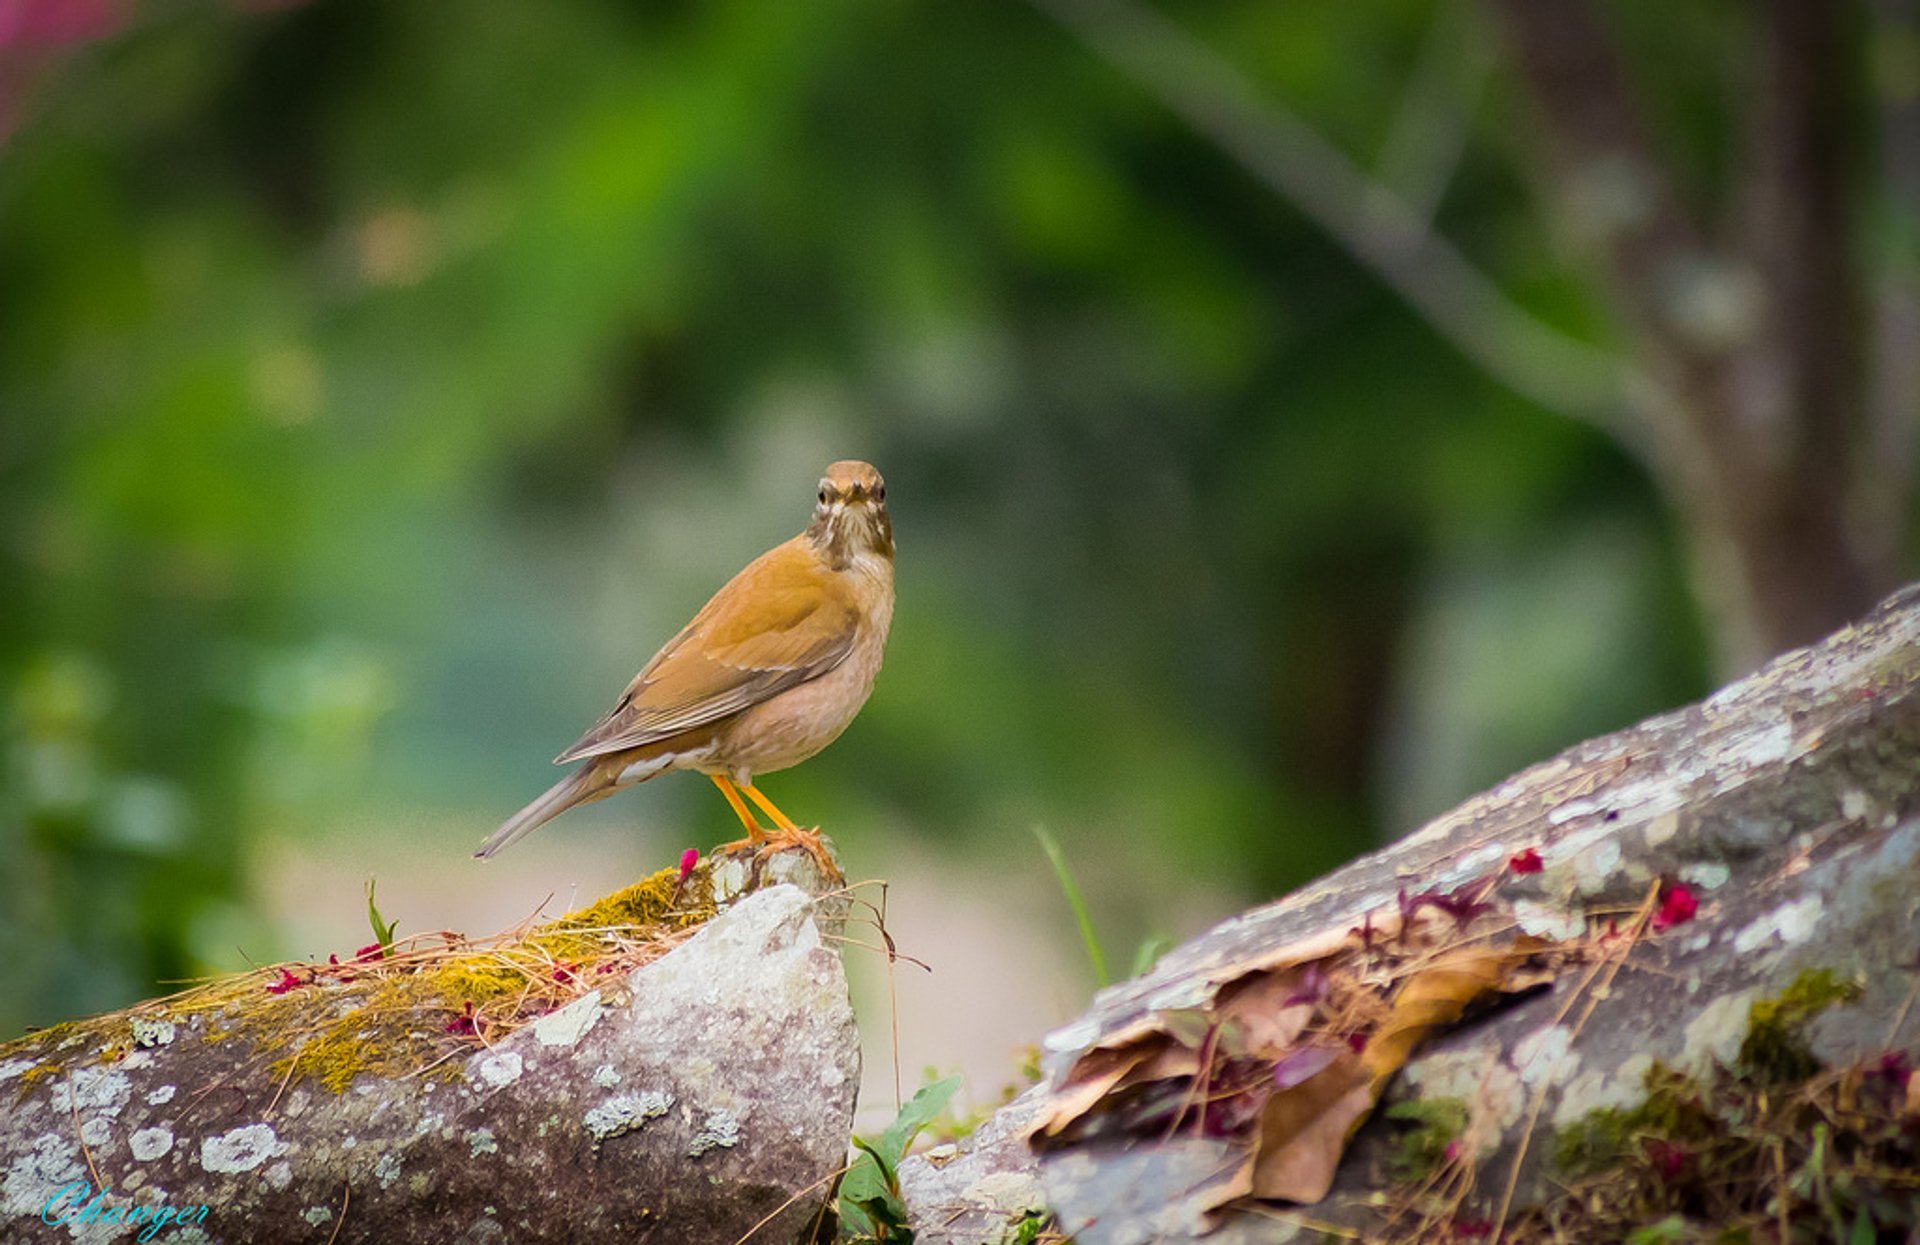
top-left (552, 542), bottom-right (859, 763)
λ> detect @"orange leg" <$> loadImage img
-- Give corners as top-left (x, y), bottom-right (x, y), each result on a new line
top-left (740, 782), bottom-right (839, 877)
top-left (711, 775), bottom-right (769, 855)
top-left (740, 782), bottom-right (799, 830)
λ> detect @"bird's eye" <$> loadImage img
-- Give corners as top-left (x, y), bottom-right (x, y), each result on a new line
top-left (874, 485), bottom-right (885, 501)
top-left (818, 489), bottom-right (829, 504)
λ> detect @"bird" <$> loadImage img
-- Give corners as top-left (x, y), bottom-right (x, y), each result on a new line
top-left (474, 460), bottom-right (895, 872)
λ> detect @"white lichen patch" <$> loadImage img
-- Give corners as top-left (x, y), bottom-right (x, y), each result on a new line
top-left (0, 1057), bottom-right (37, 1083)
top-left (1641, 811), bottom-right (1680, 848)
top-left (1719, 719), bottom-right (1795, 772)
top-left (145, 1084), bottom-right (177, 1106)
top-left (129, 1127), bottom-right (175, 1162)
top-left (2, 1134), bottom-right (83, 1219)
top-left (50, 1067), bottom-right (132, 1117)
top-left (472, 1051), bottom-right (523, 1089)
top-left (302, 1207), bottom-right (334, 1227)
top-left (1546, 797), bottom-right (1605, 826)
top-left (1553, 1053), bottom-right (1656, 1131)
top-left (584, 1091), bottom-right (673, 1143)
top-left (1570, 839), bottom-right (1624, 895)
top-left (687, 1109), bottom-right (740, 1157)
top-left (591, 1063), bottom-right (621, 1089)
top-left (375, 1151), bottom-right (403, 1190)
top-left (1680, 861), bottom-right (1732, 891)
top-left (78, 1117), bottom-right (113, 1148)
top-left (1680, 989), bottom-right (1759, 1077)
top-left (965, 1170), bottom-right (1047, 1216)
top-left (1732, 895), bottom-right (1824, 956)
top-left (1513, 901), bottom-right (1586, 942)
top-left (266, 1161), bottom-right (294, 1192)
top-left (201, 1123), bottom-right (290, 1174)
top-left (532, 990), bottom-right (604, 1048)
top-left (1513, 1025), bottom-right (1580, 1089)
top-left (1400, 1050), bottom-right (1524, 1160)
top-left (468, 1127), bottom-right (499, 1158)
top-left (129, 1016), bottom-right (177, 1048)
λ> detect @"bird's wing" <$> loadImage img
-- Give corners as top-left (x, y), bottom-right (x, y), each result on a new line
top-left (554, 538), bottom-right (859, 763)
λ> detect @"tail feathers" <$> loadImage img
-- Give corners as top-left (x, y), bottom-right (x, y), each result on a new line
top-left (474, 764), bottom-right (614, 860)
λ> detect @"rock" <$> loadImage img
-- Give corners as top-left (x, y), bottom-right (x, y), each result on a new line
top-left (896, 1086), bottom-right (1048, 1245)
top-left (917, 582), bottom-right (1920, 1243)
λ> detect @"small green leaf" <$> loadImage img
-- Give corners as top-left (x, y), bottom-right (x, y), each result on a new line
top-left (878, 1075), bottom-right (962, 1166)
top-left (837, 1076), bottom-right (962, 1241)
top-left (1130, 932), bottom-right (1175, 978)
top-left (850, 1134), bottom-right (899, 1194)
top-left (1849, 1208), bottom-right (1876, 1245)
top-left (365, 879), bottom-right (398, 957)
top-left (1624, 1215), bottom-right (1689, 1245)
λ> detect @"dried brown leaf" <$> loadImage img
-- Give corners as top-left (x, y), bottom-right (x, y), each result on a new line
top-left (1361, 944), bottom-right (1537, 1087)
top-left (1245, 1052), bottom-right (1375, 1204)
top-left (1031, 1043), bottom-right (1156, 1138)
top-left (1213, 966), bottom-right (1319, 1058)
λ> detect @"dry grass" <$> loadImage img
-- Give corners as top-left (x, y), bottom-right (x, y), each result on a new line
top-left (2, 859), bottom-right (720, 1096)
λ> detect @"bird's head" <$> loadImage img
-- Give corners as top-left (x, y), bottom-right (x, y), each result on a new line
top-left (808, 460), bottom-right (894, 565)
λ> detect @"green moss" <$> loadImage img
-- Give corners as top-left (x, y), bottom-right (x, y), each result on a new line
top-left (1553, 1063), bottom-right (1708, 1176)
top-left (1385, 1097), bottom-right (1471, 1181)
top-left (996, 1210), bottom-right (1065, 1245)
top-left (1737, 968), bottom-right (1862, 1085)
top-left (4, 861), bottom-right (722, 1098)
top-left (15, 1060), bottom-right (61, 1094)
top-left (1512, 972), bottom-right (1907, 1245)
top-left (524, 867), bottom-right (715, 962)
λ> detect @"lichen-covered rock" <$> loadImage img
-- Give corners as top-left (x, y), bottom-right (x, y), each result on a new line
top-left (925, 583), bottom-right (1920, 1244)
top-left (1, 883), bottom-right (857, 1244)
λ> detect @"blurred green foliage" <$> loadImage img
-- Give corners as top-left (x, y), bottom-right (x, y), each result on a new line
top-left (0, 0), bottom-right (1729, 1037)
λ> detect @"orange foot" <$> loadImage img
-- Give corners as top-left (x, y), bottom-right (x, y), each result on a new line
top-left (754, 825), bottom-right (841, 880)
top-left (714, 824), bottom-right (771, 858)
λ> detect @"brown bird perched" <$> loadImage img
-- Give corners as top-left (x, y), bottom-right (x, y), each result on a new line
top-left (474, 460), bottom-right (895, 870)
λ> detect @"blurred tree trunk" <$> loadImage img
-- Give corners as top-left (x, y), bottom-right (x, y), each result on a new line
top-left (1492, 0), bottom-right (1906, 674)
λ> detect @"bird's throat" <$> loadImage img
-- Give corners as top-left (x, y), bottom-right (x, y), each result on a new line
top-left (808, 507), bottom-right (894, 567)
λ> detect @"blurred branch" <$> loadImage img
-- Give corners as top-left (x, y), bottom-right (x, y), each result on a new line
top-left (1027, 0), bottom-right (1661, 453)
top-left (1366, 0), bottom-right (1493, 227)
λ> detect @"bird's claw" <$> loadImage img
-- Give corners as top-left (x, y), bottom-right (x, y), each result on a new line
top-left (713, 825), bottom-right (839, 880)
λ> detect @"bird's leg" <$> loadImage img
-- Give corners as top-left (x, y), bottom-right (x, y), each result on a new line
top-left (739, 782), bottom-right (800, 831)
top-left (740, 782), bottom-right (839, 877)
top-left (710, 775), bottom-right (769, 856)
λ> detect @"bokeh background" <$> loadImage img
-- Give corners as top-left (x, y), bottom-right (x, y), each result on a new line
top-left (3, 0), bottom-right (1916, 1118)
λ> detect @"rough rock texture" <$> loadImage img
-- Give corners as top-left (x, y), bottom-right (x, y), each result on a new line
top-left (895, 1086), bottom-right (1049, 1245)
top-left (902, 584), bottom-right (1920, 1244)
top-left (1, 882), bottom-right (856, 1245)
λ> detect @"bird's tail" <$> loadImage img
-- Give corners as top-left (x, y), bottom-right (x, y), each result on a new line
top-left (473, 763), bottom-right (616, 860)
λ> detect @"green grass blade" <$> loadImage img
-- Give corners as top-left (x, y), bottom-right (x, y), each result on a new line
top-left (1032, 824), bottom-right (1109, 987)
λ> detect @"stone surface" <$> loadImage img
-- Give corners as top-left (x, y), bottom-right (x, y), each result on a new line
top-left (1, 884), bottom-right (857, 1245)
top-left (896, 1085), bottom-right (1048, 1245)
top-left (911, 583), bottom-right (1920, 1243)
